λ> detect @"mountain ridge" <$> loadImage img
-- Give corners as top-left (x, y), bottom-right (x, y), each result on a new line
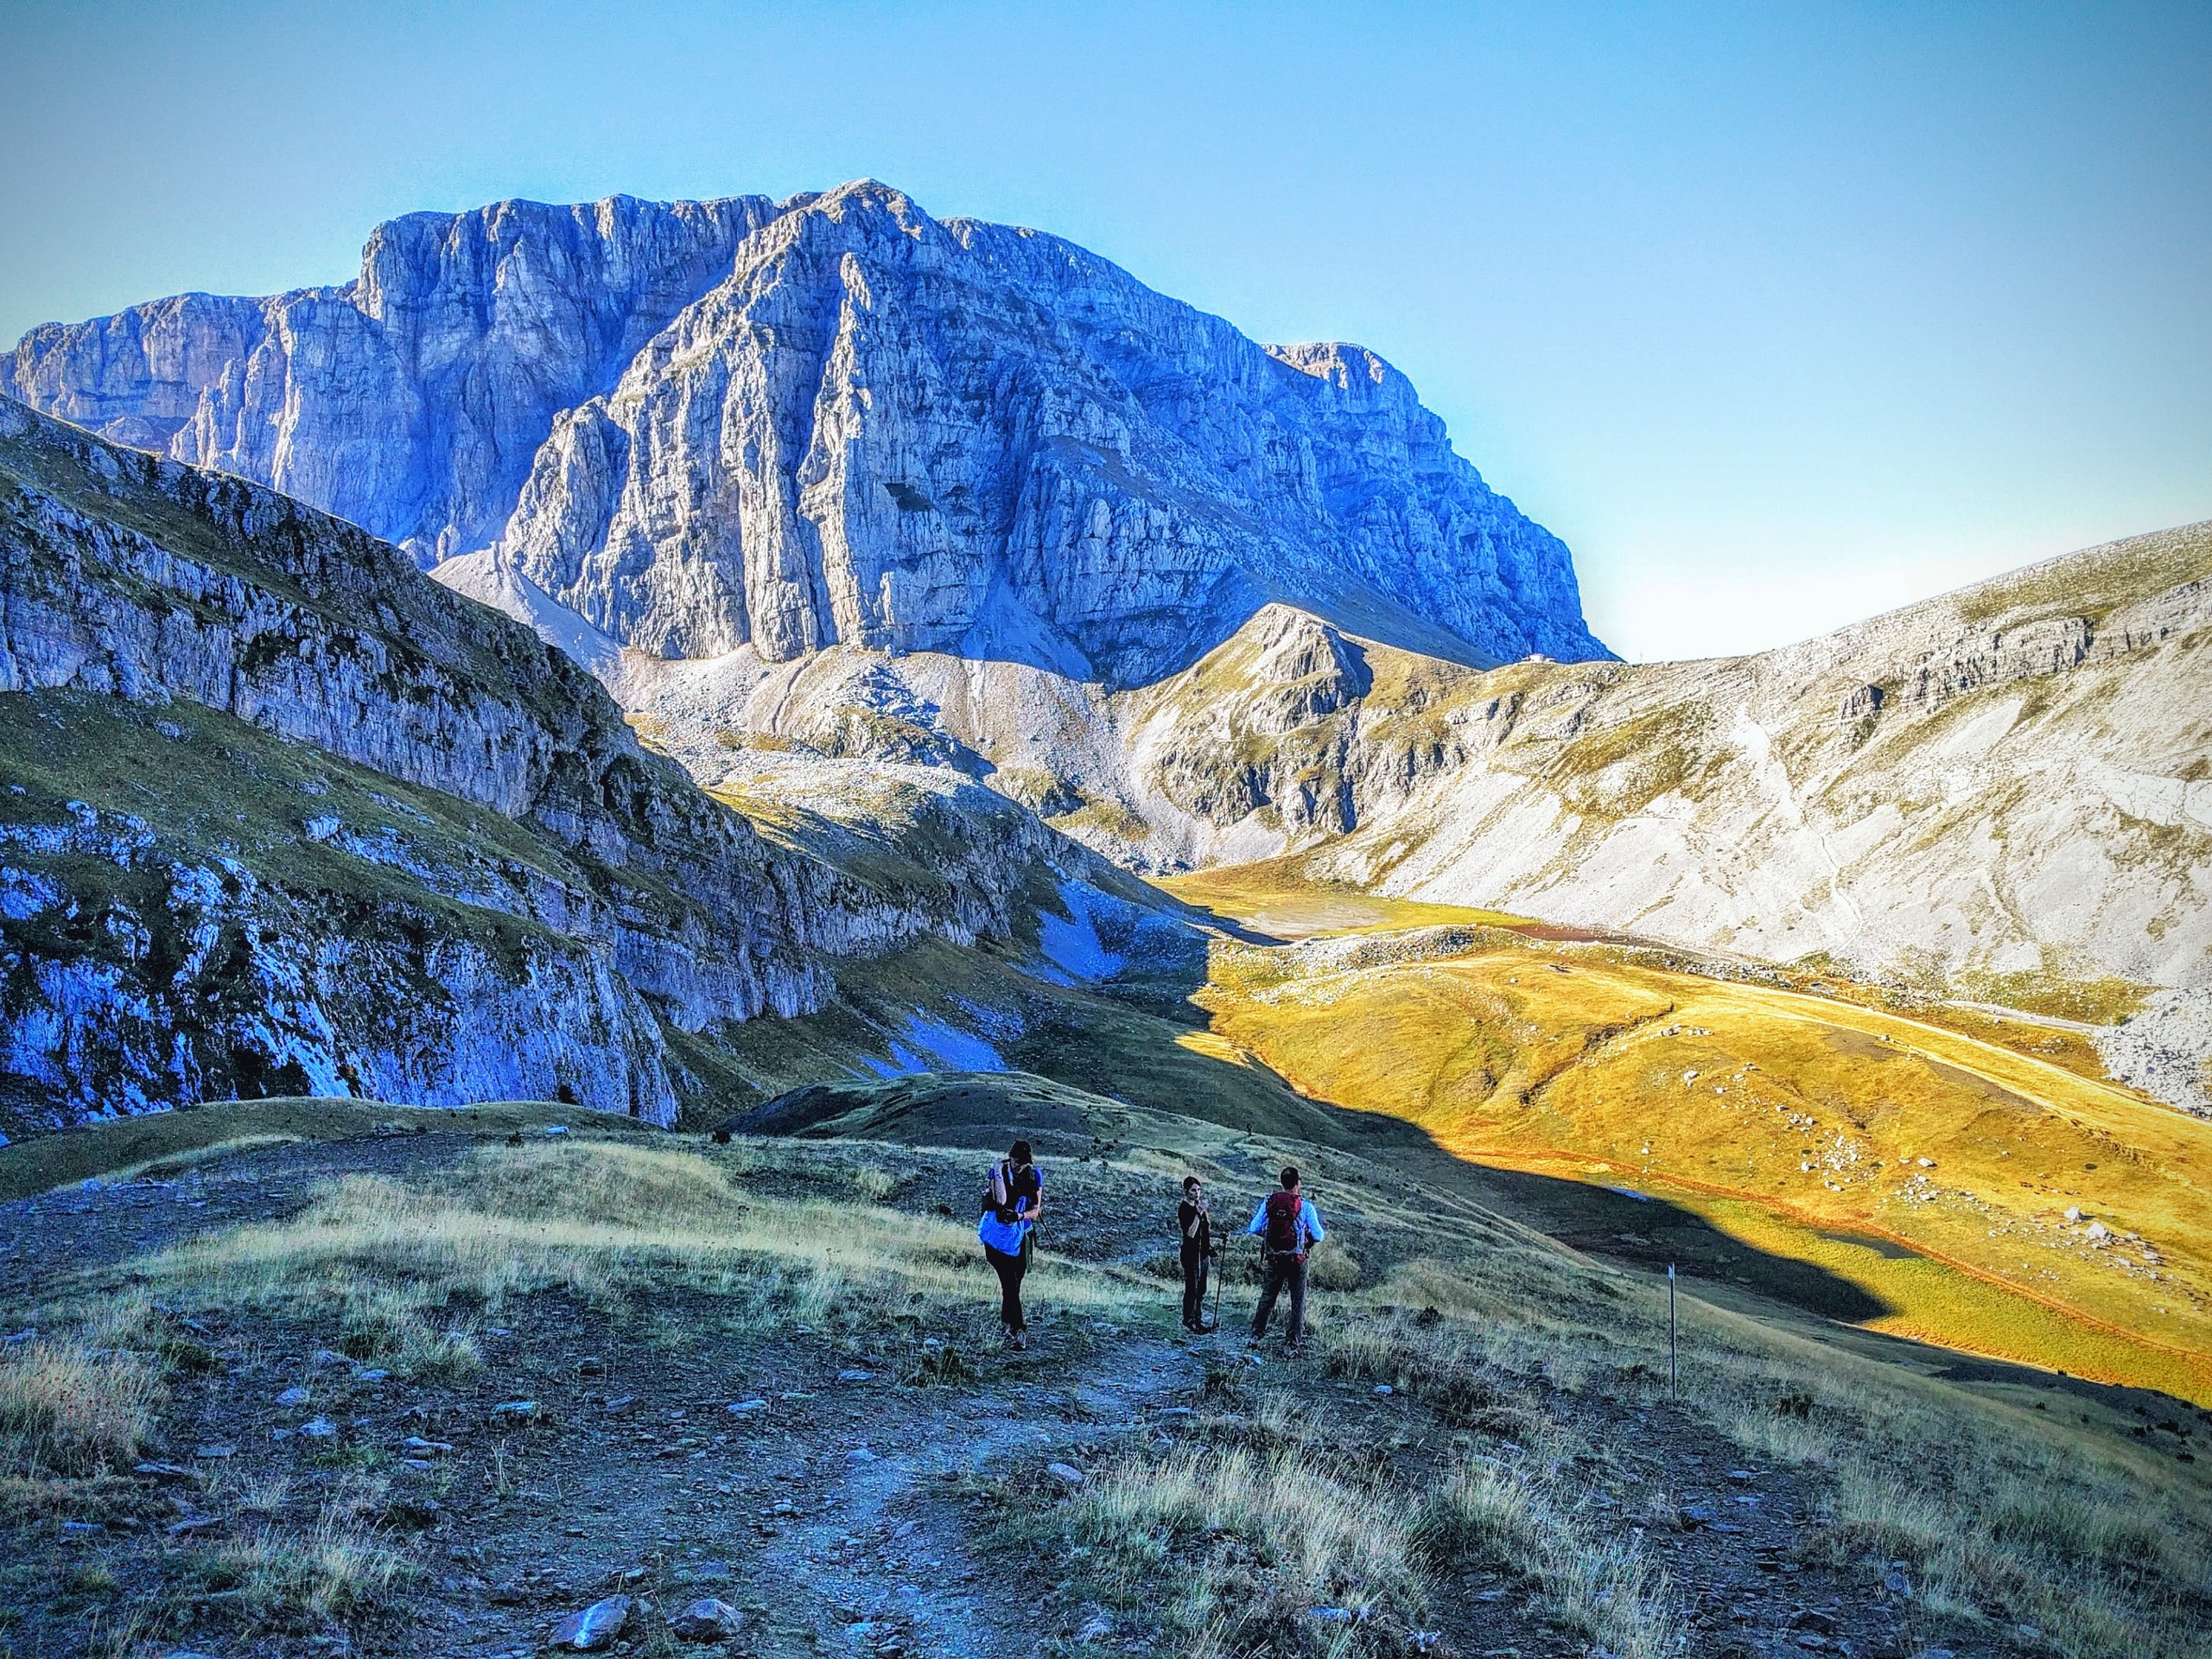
top-left (598, 518), bottom-right (2212, 1020)
top-left (0, 396), bottom-right (1147, 1133)
top-left (4, 179), bottom-right (1606, 684)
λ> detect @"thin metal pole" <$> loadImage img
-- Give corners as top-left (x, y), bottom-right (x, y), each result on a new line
top-left (1668, 1263), bottom-right (1678, 1395)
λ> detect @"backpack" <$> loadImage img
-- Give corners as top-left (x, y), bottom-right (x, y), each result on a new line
top-left (982, 1160), bottom-right (1039, 1225)
top-left (1263, 1190), bottom-right (1305, 1257)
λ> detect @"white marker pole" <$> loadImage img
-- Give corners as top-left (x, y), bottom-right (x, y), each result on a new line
top-left (1668, 1263), bottom-right (1678, 1395)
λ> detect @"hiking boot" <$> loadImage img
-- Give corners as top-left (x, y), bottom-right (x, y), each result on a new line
top-left (1010, 1331), bottom-right (1029, 1351)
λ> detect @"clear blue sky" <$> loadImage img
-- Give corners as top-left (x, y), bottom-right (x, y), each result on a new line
top-left (3, 1), bottom-right (2206, 661)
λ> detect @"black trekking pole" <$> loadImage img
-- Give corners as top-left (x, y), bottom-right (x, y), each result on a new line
top-left (1209, 1243), bottom-right (1223, 1332)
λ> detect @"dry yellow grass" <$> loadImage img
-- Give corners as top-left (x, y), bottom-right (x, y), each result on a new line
top-left (190, 1503), bottom-right (418, 1629)
top-left (1412, 1459), bottom-right (1677, 1659)
top-left (1336, 1255), bottom-right (2212, 1659)
top-left (1159, 857), bottom-right (1531, 940)
top-left (0, 1338), bottom-right (162, 1477)
top-left (1059, 1444), bottom-right (1426, 1649)
top-left (130, 1140), bottom-right (1148, 1334)
top-left (1186, 926), bottom-right (2212, 1402)
top-left (22, 1112), bottom-right (2205, 1659)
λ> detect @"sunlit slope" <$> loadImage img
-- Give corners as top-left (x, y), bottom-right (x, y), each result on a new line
top-left (1156, 855), bottom-right (1534, 938)
top-left (1117, 524), bottom-right (2212, 1007)
top-left (1184, 922), bottom-right (2212, 1402)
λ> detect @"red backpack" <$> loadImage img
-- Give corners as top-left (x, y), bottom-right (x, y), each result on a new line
top-left (1263, 1190), bottom-right (1306, 1257)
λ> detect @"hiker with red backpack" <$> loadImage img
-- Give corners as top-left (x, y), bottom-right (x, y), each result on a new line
top-left (978, 1140), bottom-right (1045, 1350)
top-left (1246, 1165), bottom-right (1326, 1351)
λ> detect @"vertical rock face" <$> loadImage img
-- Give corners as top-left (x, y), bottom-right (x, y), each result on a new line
top-left (3, 195), bottom-right (776, 567)
top-left (5, 181), bottom-right (1609, 683)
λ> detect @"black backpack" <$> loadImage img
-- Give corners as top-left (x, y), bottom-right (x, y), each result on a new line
top-left (982, 1160), bottom-right (1038, 1224)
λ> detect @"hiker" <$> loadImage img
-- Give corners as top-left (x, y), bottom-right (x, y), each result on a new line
top-left (1246, 1164), bottom-right (1325, 1351)
top-left (1177, 1175), bottom-right (1216, 1332)
top-left (978, 1139), bottom-right (1045, 1350)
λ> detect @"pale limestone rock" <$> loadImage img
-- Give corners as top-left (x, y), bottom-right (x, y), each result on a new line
top-left (597, 523), bottom-right (2212, 1042)
top-left (499, 182), bottom-right (1601, 675)
top-left (3, 196), bottom-right (775, 566)
top-left (7, 181), bottom-right (1606, 680)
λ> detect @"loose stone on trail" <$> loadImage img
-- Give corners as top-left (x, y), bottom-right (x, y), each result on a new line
top-left (668, 1598), bottom-right (747, 1641)
top-left (550, 1593), bottom-right (631, 1651)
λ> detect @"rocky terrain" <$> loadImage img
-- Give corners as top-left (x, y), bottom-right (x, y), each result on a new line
top-left (0, 397), bottom-right (1141, 1135)
top-left (619, 526), bottom-right (2211, 1027)
top-left (3, 196), bottom-right (782, 569)
top-left (6, 1090), bottom-right (2206, 1659)
top-left (3, 180), bottom-right (1605, 680)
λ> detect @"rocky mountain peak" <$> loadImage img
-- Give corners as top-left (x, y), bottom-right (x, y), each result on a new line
top-left (5, 182), bottom-right (1610, 687)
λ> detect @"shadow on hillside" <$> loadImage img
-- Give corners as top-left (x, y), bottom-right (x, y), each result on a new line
top-left (738, 1059), bottom-right (1896, 1327)
top-left (715, 880), bottom-right (1898, 1325)
top-left (1086, 898), bottom-right (1897, 1322)
top-left (1423, 1150), bottom-right (1895, 1323)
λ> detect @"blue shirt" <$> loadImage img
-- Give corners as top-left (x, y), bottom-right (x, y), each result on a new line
top-left (1247, 1193), bottom-right (1326, 1250)
top-left (978, 1163), bottom-right (1044, 1255)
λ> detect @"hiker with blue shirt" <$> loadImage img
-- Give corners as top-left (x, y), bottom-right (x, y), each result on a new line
top-left (1247, 1165), bottom-right (1325, 1352)
top-left (978, 1139), bottom-right (1045, 1350)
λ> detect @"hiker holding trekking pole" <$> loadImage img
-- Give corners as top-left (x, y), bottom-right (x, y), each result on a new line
top-left (978, 1140), bottom-right (1045, 1351)
top-left (1247, 1165), bottom-right (1325, 1353)
top-left (1177, 1176), bottom-right (1216, 1333)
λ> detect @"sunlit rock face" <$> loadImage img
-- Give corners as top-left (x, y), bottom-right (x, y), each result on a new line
top-left (3, 195), bottom-right (779, 569)
top-left (3, 181), bottom-right (1607, 683)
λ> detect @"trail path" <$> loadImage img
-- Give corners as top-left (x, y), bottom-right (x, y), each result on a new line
top-left (0, 1126), bottom-right (2074, 1659)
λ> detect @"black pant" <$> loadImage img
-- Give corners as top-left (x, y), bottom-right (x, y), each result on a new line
top-left (985, 1243), bottom-right (1028, 1332)
top-left (1180, 1249), bottom-right (1211, 1328)
top-left (1251, 1253), bottom-right (1306, 1344)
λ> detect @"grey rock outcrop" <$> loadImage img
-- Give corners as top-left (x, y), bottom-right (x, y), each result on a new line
top-left (5, 181), bottom-right (1607, 683)
top-left (0, 397), bottom-right (1106, 1133)
top-left (1184, 523), bottom-right (2212, 1005)
top-left (2094, 989), bottom-right (2212, 1118)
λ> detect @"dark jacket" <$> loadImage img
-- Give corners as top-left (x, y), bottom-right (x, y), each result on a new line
top-left (1178, 1198), bottom-right (1213, 1258)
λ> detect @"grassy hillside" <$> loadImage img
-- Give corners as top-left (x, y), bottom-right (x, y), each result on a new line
top-left (1167, 865), bottom-right (2212, 1406)
top-left (1156, 855), bottom-right (1534, 939)
top-left (3, 1095), bottom-right (2208, 1658)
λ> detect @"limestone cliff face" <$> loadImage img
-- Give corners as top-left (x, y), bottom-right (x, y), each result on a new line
top-left (3, 196), bottom-right (776, 567)
top-left (0, 397), bottom-right (1079, 1133)
top-left (499, 182), bottom-right (1604, 677)
top-left (5, 181), bottom-right (1607, 683)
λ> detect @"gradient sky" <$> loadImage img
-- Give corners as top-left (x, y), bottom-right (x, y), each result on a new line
top-left (3, 1), bottom-right (2206, 662)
